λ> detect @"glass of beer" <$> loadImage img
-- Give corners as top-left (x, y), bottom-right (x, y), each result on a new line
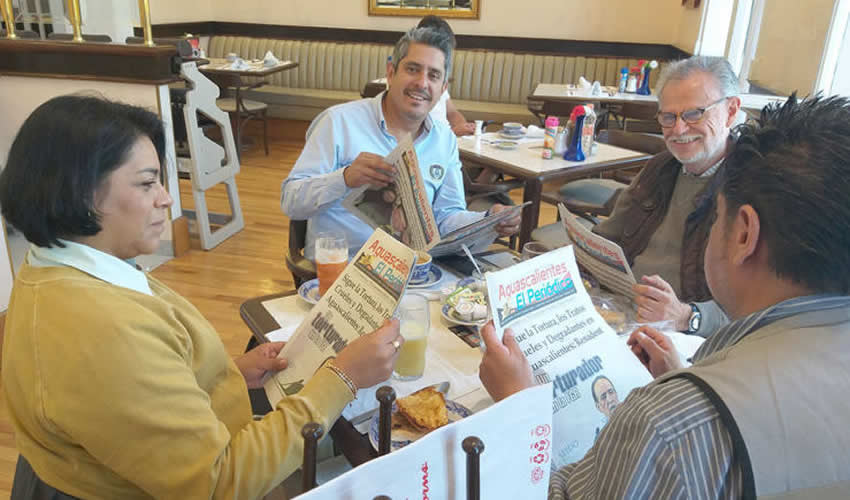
top-left (315, 232), bottom-right (348, 297)
top-left (393, 294), bottom-right (430, 380)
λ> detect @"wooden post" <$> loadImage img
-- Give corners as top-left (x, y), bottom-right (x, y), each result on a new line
top-left (376, 386), bottom-right (396, 456)
top-left (462, 436), bottom-right (485, 500)
top-left (300, 422), bottom-right (324, 493)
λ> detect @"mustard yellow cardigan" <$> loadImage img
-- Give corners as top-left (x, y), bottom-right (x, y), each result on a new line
top-left (3, 262), bottom-right (353, 499)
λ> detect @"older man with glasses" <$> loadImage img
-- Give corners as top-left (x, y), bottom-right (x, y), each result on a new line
top-left (592, 55), bottom-right (742, 338)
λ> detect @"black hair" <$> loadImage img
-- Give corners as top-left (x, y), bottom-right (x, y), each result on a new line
top-left (417, 15), bottom-right (456, 42)
top-left (718, 93), bottom-right (850, 294)
top-left (0, 95), bottom-right (165, 248)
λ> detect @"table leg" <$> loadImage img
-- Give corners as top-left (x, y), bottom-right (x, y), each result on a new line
top-left (234, 86), bottom-right (243, 159)
top-left (519, 178), bottom-right (542, 248)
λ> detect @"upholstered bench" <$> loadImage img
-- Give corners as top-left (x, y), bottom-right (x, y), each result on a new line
top-left (207, 35), bottom-right (667, 124)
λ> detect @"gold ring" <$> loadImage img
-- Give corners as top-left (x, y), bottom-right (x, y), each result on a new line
top-left (392, 339), bottom-right (401, 351)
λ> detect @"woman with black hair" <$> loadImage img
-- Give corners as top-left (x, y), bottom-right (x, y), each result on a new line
top-left (1, 95), bottom-right (402, 499)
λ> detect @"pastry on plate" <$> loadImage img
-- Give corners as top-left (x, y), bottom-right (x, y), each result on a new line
top-left (396, 387), bottom-right (449, 431)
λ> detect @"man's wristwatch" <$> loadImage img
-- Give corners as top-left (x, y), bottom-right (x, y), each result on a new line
top-left (686, 303), bottom-right (702, 334)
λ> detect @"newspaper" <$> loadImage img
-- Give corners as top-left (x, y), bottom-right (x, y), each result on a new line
top-left (485, 245), bottom-right (652, 468)
top-left (343, 134), bottom-right (525, 257)
top-left (297, 384), bottom-right (553, 500)
top-left (264, 228), bottom-right (416, 406)
top-left (558, 203), bottom-right (636, 297)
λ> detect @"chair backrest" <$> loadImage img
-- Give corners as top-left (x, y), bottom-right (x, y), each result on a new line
top-left (597, 129), bottom-right (666, 155)
top-left (125, 36), bottom-right (193, 57)
top-left (48, 32), bottom-right (112, 42)
top-left (290, 219), bottom-right (308, 258)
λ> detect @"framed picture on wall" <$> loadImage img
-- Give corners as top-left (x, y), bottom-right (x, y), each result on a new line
top-left (368, 0), bottom-right (480, 19)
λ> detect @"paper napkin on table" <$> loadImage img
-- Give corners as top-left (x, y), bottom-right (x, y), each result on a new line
top-left (526, 124), bottom-right (545, 138)
top-left (263, 50), bottom-right (280, 67)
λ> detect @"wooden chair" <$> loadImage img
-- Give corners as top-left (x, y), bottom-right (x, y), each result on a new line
top-left (0, 29), bottom-right (39, 39)
top-left (461, 165), bottom-right (523, 249)
top-left (285, 219), bottom-right (317, 288)
top-left (611, 101), bottom-right (662, 134)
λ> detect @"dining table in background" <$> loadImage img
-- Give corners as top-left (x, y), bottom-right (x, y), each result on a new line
top-left (199, 58), bottom-right (299, 155)
top-left (458, 134), bottom-right (652, 249)
top-left (530, 83), bottom-right (789, 119)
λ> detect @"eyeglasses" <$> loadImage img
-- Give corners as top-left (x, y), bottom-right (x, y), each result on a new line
top-left (656, 97), bottom-right (728, 128)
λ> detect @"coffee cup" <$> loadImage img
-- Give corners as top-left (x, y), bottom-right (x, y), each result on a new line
top-left (410, 251), bottom-right (433, 284)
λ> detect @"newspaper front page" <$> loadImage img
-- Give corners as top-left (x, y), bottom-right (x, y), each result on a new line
top-left (558, 204), bottom-right (637, 298)
top-left (342, 134), bottom-right (525, 256)
top-left (264, 229), bottom-right (416, 406)
top-left (298, 384), bottom-right (553, 500)
top-left (485, 245), bottom-right (652, 468)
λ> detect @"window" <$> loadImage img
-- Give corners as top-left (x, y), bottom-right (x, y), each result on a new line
top-left (816, 0), bottom-right (850, 96)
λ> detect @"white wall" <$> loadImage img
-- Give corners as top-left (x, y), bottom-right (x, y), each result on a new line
top-left (152, 0), bottom-right (685, 45)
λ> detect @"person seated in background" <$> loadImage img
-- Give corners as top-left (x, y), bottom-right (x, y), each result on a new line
top-left (594, 55), bottom-right (742, 337)
top-left (281, 26), bottom-right (519, 261)
top-left (480, 94), bottom-right (850, 498)
top-left (416, 15), bottom-right (476, 137)
top-left (0, 95), bottom-right (403, 500)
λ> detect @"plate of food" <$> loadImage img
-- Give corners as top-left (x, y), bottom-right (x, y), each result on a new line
top-left (297, 278), bottom-right (320, 305)
top-left (441, 278), bottom-right (489, 326)
top-left (368, 387), bottom-right (472, 452)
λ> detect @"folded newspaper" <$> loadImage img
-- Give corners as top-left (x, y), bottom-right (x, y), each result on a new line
top-left (343, 134), bottom-right (525, 257)
top-left (558, 204), bottom-right (636, 298)
top-left (485, 245), bottom-right (652, 468)
top-left (264, 228), bottom-right (416, 406)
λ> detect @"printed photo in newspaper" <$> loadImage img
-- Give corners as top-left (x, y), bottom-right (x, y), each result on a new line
top-left (264, 228), bottom-right (417, 406)
top-left (557, 204), bottom-right (636, 298)
top-left (485, 245), bottom-right (651, 468)
top-left (343, 134), bottom-right (527, 257)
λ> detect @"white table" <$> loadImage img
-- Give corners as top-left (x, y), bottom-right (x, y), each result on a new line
top-left (458, 133), bottom-right (652, 247)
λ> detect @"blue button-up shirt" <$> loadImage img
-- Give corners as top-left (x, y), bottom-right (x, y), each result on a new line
top-left (281, 93), bottom-right (484, 260)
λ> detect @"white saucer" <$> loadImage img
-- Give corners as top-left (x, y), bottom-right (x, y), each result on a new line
top-left (297, 278), bottom-right (320, 305)
top-left (499, 130), bottom-right (526, 139)
top-left (407, 266), bottom-right (444, 288)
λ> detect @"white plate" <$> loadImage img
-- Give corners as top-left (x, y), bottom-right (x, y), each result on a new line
top-left (441, 303), bottom-right (488, 326)
top-left (407, 266), bottom-right (444, 288)
top-left (297, 278), bottom-right (320, 305)
top-left (369, 399), bottom-right (472, 452)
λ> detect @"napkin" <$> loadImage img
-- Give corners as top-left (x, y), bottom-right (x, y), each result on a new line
top-left (591, 81), bottom-right (602, 96)
top-left (263, 50), bottom-right (280, 67)
top-left (526, 124), bottom-right (545, 138)
top-left (229, 57), bottom-right (251, 70)
top-left (578, 76), bottom-right (592, 89)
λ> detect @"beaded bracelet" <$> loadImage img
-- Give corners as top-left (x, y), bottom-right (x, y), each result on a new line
top-left (325, 359), bottom-right (358, 397)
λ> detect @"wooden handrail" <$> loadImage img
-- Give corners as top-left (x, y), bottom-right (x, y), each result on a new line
top-left (0, 39), bottom-right (182, 84)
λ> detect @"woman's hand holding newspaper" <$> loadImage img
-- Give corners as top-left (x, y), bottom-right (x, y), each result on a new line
top-left (479, 321), bottom-right (534, 402)
top-left (335, 318), bottom-right (403, 389)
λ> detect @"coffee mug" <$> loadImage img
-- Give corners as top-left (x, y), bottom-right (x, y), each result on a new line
top-left (410, 251), bottom-right (433, 284)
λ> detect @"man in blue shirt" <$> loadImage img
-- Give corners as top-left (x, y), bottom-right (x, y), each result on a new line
top-left (281, 26), bottom-right (519, 260)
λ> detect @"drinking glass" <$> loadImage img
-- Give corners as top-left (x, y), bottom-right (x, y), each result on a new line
top-left (393, 294), bottom-right (430, 381)
top-left (521, 241), bottom-right (549, 261)
top-left (315, 232), bottom-right (348, 297)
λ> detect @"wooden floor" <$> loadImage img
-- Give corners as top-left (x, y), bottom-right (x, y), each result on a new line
top-left (0, 118), bottom-right (559, 495)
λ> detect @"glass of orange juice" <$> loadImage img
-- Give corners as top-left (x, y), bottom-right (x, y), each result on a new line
top-left (394, 294), bottom-right (430, 380)
top-left (315, 232), bottom-right (348, 297)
